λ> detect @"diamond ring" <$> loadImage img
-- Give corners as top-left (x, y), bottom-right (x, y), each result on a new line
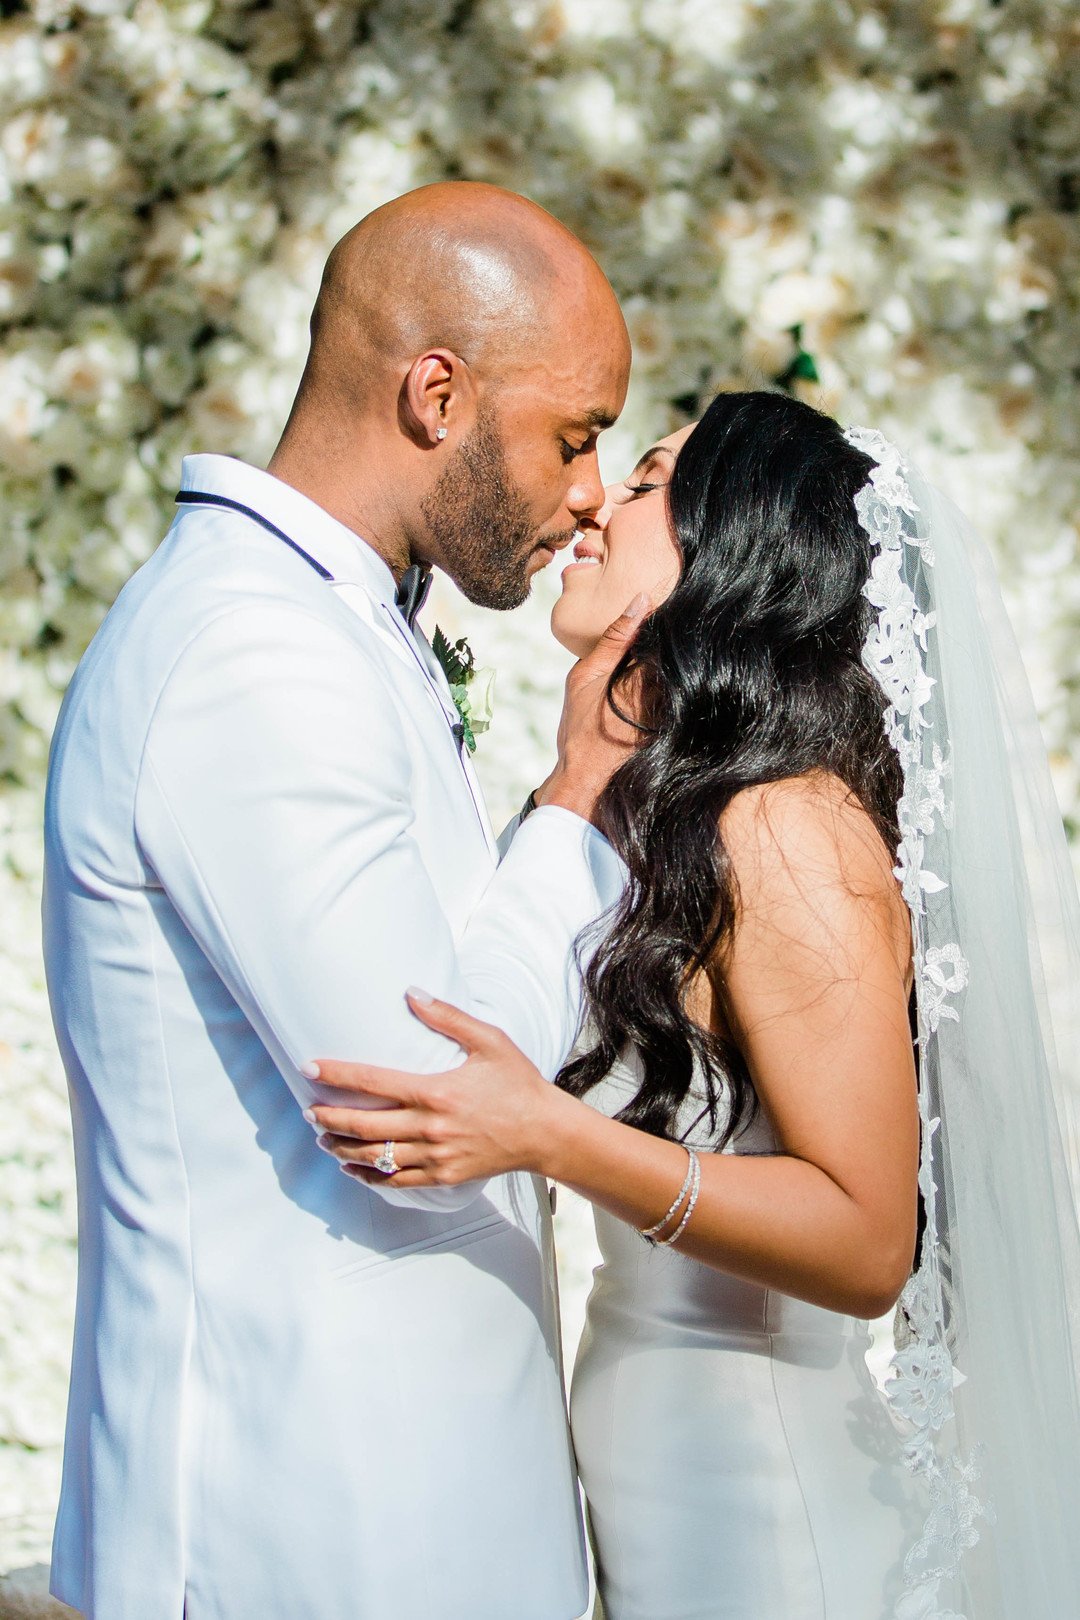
top-left (373, 1141), bottom-right (399, 1176)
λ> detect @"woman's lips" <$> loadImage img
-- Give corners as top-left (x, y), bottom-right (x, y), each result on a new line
top-left (559, 530), bottom-right (603, 585)
top-left (560, 555), bottom-right (603, 586)
top-left (570, 534), bottom-right (604, 565)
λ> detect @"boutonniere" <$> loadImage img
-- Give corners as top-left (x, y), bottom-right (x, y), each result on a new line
top-left (432, 626), bottom-right (496, 754)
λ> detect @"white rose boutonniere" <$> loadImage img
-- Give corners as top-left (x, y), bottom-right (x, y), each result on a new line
top-left (432, 626), bottom-right (495, 754)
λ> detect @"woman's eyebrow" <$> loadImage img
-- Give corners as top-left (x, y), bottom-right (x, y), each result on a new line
top-left (631, 444), bottom-right (675, 474)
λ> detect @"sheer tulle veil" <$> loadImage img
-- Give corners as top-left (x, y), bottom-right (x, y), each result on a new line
top-left (844, 427), bottom-right (1080, 1617)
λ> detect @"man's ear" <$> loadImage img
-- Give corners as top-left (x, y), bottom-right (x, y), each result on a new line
top-left (399, 349), bottom-right (475, 449)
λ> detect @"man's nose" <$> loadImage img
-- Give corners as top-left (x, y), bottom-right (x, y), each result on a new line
top-left (566, 449), bottom-right (607, 525)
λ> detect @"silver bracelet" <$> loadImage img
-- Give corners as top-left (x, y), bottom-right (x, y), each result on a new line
top-left (641, 1146), bottom-right (696, 1244)
top-left (658, 1149), bottom-right (701, 1248)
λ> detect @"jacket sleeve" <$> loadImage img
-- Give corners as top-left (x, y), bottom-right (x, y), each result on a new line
top-left (136, 601), bottom-right (624, 1211)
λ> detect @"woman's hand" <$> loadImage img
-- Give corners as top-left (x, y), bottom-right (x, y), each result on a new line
top-left (537, 593), bottom-right (650, 822)
top-left (307, 990), bottom-right (558, 1188)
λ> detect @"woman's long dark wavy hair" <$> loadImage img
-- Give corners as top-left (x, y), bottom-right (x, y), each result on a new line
top-left (557, 390), bottom-right (903, 1146)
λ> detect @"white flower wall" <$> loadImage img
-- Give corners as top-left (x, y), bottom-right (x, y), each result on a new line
top-left (2, 0), bottom-right (1079, 1566)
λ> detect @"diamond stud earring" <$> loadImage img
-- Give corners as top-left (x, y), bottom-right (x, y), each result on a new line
top-left (436, 426), bottom-right (448, 441)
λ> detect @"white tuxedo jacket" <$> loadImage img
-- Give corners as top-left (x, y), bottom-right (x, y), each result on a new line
top-left (43, 454), bottom-right (624, 1620)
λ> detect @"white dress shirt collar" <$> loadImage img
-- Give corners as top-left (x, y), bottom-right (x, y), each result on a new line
top-left (179, 453), bottom-right (400, 609)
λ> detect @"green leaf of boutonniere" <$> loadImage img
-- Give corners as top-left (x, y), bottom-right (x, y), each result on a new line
top-left (432, 626), bottom-right (474, 686)
top-left (432, 626), bottom-right (496, 754)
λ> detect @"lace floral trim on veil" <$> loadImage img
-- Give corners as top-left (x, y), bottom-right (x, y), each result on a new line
top-left (845, 427), bottom-right (991, 1620)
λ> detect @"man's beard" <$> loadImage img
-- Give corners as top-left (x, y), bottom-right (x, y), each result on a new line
top-left (419, 409), bottom-right (571, 610)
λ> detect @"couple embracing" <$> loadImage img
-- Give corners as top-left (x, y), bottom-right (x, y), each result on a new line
top-left (43, 184), bottom-right (1080, 1620)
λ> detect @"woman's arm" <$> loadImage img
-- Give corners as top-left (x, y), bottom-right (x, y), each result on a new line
top-left (311, 776), bottom-right (919, 1319)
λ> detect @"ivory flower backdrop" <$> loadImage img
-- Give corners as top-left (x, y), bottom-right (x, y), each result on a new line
top-left (2, 0), bottom-right (1079, 1576)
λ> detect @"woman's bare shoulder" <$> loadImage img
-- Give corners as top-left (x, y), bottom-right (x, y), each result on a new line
top-left (718, 771), bottom-right (910, 974)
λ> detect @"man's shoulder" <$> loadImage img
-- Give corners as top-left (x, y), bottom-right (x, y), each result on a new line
top-left (106, 509), bottom-right (394, 659)
top-left (59, 513), bottom-right (404, 757)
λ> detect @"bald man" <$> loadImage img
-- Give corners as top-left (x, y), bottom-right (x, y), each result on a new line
top-left (43, 184), bottom-right (635, 1620)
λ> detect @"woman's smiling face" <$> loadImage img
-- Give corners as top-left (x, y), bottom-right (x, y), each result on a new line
top-left (550, 423), bottom-right (694, 658)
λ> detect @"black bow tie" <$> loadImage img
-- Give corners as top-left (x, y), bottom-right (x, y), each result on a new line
top-left (395, 564), bottom-right (433, 629)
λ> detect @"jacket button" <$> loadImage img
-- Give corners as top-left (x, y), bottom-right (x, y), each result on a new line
top-left (549, 1183), bottom-right (558, 1214)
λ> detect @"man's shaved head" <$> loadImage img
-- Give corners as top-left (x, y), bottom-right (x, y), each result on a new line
top-left (304, 182), bottom-right (618, 399)
top-left (270, 182), bottom-right (631, 606)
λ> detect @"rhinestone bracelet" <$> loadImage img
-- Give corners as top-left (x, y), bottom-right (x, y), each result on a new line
top-left (640, 1146), bottom-right (696, 1245)
top-left (657, 1149), bottom-right (701, 1248)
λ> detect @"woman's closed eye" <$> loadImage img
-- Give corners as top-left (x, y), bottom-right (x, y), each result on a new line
top-left (619, 442), bottom-right (676, 498)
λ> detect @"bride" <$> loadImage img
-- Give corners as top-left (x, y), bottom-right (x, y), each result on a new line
top-left (310, 391), bottom-right (1080, 1619)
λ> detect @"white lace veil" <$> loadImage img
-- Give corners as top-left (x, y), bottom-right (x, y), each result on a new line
top-left (845, 428), bottom-right (1080, 1618)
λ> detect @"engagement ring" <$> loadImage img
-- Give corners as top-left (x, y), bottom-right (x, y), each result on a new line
top-left (374, 1141), bottom-right (399, 1176)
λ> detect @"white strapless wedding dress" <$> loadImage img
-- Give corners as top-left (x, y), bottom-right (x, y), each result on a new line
top-left (570, 1057), bottom-right (927, 1620)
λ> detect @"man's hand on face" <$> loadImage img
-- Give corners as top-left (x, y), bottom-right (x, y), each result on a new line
top-left (537, 592), bottom-right (651, 827)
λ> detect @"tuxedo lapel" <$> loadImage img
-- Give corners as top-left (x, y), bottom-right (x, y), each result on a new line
top-left (390, 611), bottom-right (499, 860)
top-left (412, 626), bottom-right (500, 859)
top-left (330, 583), bottom-right (499, 861)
